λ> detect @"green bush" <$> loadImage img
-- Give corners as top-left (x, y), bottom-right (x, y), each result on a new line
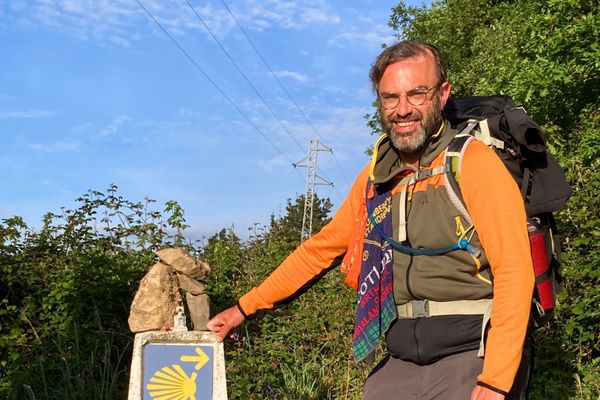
top-left (0, 185), bottom-right (193, 399)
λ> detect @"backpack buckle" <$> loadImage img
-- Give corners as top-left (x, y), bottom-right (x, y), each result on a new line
top-left (410, 299), bottom-right (430, 318)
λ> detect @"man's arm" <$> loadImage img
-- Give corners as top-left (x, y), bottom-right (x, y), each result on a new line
top-left (461, 140), bottom-right (535, 394)
top-left (207, 165), bottom-right (371, 336)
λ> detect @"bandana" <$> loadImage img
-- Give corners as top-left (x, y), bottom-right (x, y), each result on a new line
top-left (352, 181), bottom-right (397, 362)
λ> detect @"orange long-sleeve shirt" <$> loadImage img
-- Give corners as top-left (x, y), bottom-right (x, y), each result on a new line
top-left (238, 137), bottom-right (534, 393)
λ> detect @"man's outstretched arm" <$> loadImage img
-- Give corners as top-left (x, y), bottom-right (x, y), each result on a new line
top-left (207, 165), bottom-right (371, 340)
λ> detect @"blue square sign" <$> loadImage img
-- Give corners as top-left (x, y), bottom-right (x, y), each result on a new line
top-left (143, 343), bottom-right (214, 400)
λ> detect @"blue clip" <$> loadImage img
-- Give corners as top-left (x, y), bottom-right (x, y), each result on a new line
top-left (459, 238), bottom-right (479, 255)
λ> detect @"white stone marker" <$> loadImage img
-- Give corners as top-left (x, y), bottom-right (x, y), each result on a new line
top-left (128, 331), bottom-right (227, 400)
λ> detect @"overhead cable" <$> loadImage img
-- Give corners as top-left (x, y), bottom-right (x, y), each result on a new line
top-left (184, 0), bottom-right (305, 153)
top-left (135, 0), bottom-right (304, 182)
top-left (185, 0), bottom-right (339, 199)
top-left (218, 0), bottom-right (351, 187)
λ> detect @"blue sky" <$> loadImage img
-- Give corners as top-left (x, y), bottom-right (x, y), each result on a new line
top-left (0, 0), bottom-right (424, 241)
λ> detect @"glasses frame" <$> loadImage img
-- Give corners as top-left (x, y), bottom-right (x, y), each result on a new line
top-left (378, 84), bottom-right (441, 109)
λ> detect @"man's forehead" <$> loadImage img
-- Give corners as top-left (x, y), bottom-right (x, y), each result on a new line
top-left (386, 53), bottom-right (435, 72)
top-left (379, 55), bottom-right (437, 87)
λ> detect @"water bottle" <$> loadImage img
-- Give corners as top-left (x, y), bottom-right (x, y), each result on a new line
top-left (528, 218), bottom-right (555, 313)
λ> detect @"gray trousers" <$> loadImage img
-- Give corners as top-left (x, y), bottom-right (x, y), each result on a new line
top-left (363, 349), bottom-right (529, 400)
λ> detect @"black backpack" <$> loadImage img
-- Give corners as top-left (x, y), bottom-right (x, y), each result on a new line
top-left (443, 95), bottom-right (572, 325)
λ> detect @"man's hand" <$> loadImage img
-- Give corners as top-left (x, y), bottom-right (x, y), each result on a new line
top-left (206, 305), bottom-right (245, 342)
top-left (470, 385), bottom-right (505, 400)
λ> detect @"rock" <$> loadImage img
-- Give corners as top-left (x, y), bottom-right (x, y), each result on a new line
top-left (128, 263), bottom-right (181, 332)
top-left (156, 248), bottom-right (211, 281)
top-left (176, 273), bottom-right (206, 295)
top-left (186, 292), bottom-right (210, 331)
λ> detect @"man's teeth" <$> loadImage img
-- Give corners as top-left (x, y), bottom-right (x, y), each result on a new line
top-left (396, 121), bottom-right (416, 126)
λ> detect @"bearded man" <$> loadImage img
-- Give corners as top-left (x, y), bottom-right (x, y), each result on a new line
top-left (208, 40), bottom-right (533, 400)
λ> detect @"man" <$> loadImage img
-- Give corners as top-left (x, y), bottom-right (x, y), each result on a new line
top-left (208, 40), bottom-right (534, 400)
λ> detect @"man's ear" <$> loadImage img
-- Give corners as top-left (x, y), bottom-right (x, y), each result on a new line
top-left (439, 80), bottom-right (451, 108)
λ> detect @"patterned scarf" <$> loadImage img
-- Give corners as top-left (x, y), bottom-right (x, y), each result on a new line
top-left (352, 181), bottom-right (397, 362)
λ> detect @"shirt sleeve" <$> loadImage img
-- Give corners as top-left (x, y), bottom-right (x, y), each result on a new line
top-left (460, 139), bottom-right (535, 393)
top-left (238, 165), bottom-right (370, 318)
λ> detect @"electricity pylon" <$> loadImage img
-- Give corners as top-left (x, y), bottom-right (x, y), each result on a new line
top-left (294, 139), bottom-right (333, 242)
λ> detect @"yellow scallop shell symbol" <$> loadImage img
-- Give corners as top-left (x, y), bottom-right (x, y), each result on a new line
top-left (147, 364), bottom-right (197, 400)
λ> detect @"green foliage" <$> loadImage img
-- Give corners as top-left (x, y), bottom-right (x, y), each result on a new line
top-left (279, 348), bottom-right (333, 399)
top-left (266, 194), bottom-right (333, 255)
top-left (385, 0), bottom-right (600, 398)
top-left (202, 194), bottom-right (367, 399)
top-left (0, 185), bottom-right (193, 398)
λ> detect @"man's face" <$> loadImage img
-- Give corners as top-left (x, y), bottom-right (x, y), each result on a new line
top-left (378, 54), bottom-right (451, 155)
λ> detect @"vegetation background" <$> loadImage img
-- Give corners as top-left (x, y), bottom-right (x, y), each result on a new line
top-left (1, 0), bottom-right (598, 398)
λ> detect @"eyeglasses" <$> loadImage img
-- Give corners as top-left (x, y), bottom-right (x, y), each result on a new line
top-left (378, 85), bottom-right (440, 109)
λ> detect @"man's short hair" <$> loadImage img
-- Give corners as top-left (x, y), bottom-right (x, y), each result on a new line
top-left (369, 40), bottom-right (447, 93)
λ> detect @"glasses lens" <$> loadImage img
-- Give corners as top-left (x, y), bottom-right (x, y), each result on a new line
top-left (380, 95), bottom-right (399, 110)
top-left (407, 92), bottom-right (427, 106)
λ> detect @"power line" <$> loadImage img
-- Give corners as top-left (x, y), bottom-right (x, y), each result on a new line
top-left (135, 0), bottom-right (304, 182)
top-left (217, 0), bottom-right (351, 187)
top-left (184, 0), bottom-right (305, 153)
top-left (184, 0), bottom-right (340, 200)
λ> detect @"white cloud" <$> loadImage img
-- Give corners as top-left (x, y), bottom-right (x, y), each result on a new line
top-left (4, 0), bottom-right (341, 44)
top-left (29, 141), bottom-right (80, 153)
top-left (240, 0), bottom-right (340, 31)
top-left (69, 122), bottom-right (94, 133)
top-left (0, 109), bottom-right (55, 118)
top-left (109, 35), bottom-right (130, 47)
top-left (328, 24), bottom-right (395, 48)
top-left (255, 154), bottom-right (297, 173)
top-left (273, 70), bottom-right (309, 83)
top-left (299, 6), bottom-right (340, 25)
top-left (11, 0), bottom-right (156, 43)
top-left (189, 2), bottom-right (235, 37)
top-left (100, 115), bottom-right (132, 136)
top-left (309, 106), bottom-right (373, 141)
top-left (296, 107), bottom-right (370, 146)
top-left (254, 103), bottom-right (374, 157)
top-left (178, 107), bottom-right (198, 118)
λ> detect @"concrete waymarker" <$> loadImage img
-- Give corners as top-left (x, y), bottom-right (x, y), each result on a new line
top-left (128, 331), bottom-right (227, 400)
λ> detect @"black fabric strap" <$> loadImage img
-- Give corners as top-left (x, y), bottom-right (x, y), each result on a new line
top-left (521, 167), bottom-right (533, 203)
top-left (476, 381), bottom-right (509, 396)
top-left (535, 269), bottom-right (553, 284)
top-left (236, 302), bottom-right (249, 319)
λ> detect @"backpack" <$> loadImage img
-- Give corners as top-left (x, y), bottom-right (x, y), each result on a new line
top-left (365, 95), bottom-right (572, 323)
top-left (443, 95), bottom-right (572, 325)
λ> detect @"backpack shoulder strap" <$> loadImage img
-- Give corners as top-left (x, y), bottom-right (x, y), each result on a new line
top-left (445, 131), bottom-right (475, 225)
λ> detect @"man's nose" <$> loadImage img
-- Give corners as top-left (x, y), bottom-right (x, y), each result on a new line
top-left (394, 95), bottom-right (412, 117)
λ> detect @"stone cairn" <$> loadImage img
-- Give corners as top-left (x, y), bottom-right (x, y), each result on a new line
top-left (128, 248), bottom-right (211, 333)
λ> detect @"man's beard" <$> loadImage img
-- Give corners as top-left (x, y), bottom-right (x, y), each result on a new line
top-left (382, 96), bottom-right (443, 155)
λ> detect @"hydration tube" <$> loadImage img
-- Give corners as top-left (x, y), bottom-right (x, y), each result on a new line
top-left (367, 199), bottom-right (478, 256)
